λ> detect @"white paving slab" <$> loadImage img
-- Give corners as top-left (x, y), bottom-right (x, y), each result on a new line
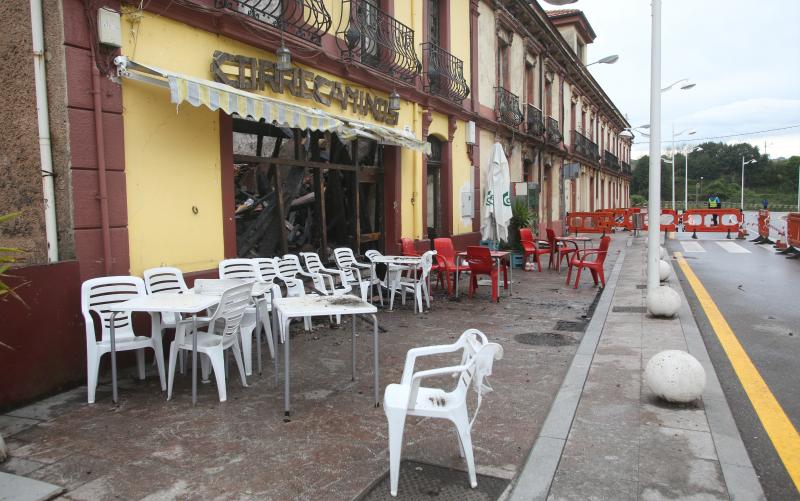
top-left (0, 472), bottom-right (63, 501)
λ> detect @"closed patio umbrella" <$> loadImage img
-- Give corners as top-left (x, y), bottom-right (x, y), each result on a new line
top-left (480, 142), bottom-right (512, 242)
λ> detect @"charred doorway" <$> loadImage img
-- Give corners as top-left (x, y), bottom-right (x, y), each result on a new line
top-left (231, 118), bottom-right (387, 259)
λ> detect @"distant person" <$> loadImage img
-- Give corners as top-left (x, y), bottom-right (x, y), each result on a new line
top-left (762, 199), bottom-right (769, 210)
top-left (708, 194), bottom-right (720, 225)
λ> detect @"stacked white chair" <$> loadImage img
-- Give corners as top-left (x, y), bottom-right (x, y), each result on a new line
top-left (383, 329), bottom-right (503, 496)
top-left (81, 276), bottom-right (166, 403)
top-left (167, 282), bottom-right (252, 402)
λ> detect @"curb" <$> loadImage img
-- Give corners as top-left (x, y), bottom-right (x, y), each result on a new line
top-left (507, 242), bottom-right (628, 501)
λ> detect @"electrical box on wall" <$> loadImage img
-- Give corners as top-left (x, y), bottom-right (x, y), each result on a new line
top-left (461, 191), bottom-right (474, 218)
top-left (465, 121), bottom-right (476, 145)
top-left (98, 8), bottom-right (122, 48)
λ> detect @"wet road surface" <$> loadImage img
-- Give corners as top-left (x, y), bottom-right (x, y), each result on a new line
top-left (669, 234), bottom-right (800, 500)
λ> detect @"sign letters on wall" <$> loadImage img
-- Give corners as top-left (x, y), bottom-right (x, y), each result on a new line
top-left (211, 51), bottom-right (399, 125)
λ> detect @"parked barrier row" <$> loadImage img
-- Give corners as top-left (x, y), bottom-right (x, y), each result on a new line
top-left (566, 212), bottom-right (614, 234)
top-left (786, 213), bottom-right (800, 255)
top-left (750, 209), bottom-right (774, 244)
top-left (683, 208), bottom-right (742, 238)
top-left (640, 208), bottom-right (679, 232)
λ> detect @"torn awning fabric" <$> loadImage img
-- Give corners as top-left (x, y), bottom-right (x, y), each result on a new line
top-left (114, 56), bottom-right (429, 153)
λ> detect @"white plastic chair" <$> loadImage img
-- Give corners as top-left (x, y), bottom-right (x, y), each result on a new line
top-left (364, 249), bottom-right (405, 306)
top-left (252, 258), bottom-right (279, 360)
top-left (333, 247), bottom-right (374, 302)
top-left (383, 329), bottom-right (503, 496)
top-left (276, 255), bottom-right (313, 330)
top-left (300, 252), bottom-right (352, 296)
top-left (167, 282), bottom-right (252, 402)
top-left (218, 259), bottom-right (260, 376)
top-left (81, 276), bottom-right (167, 403)
top-left (389, 250), bottom-right (435, 312)
top-left (143, 266), bottom-right (195, 373)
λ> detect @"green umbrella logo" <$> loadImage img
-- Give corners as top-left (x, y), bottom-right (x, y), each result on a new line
top-left (485, 192), bottom-right (495, 206)
top-left (503, 191), bottom-right (511, 206)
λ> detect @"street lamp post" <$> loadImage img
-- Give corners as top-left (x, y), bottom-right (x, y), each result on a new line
top-left (670, 126), bottom-right (695, 209)
top-left (646, 0), bottom-right (662, 293)
top-left (697, 176), bottom-right (704, 204)
top-left (685, 146), bottom-right (702, 210)
top-left (740, 156), bottom-right (757, 210)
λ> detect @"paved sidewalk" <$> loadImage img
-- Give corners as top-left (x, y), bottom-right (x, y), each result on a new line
top-left (509, 235), bottom-right (765, 500)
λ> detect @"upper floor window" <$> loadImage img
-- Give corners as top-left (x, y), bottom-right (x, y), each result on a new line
top-left (498, 42), bottom-right (510, 89)
top-left (428, 0), bottom-right (441, 46)
top-left (525, 62), bottom-right (535, 105)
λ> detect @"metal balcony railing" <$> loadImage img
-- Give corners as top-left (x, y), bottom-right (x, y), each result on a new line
top-left (604, 150), bottom-right (620, 171)
top-left (621, 161), bottom-right (632, 176)
top-left (572, 130), bottom-right (598, 162)
top-left (216, 0), bottom-right (332, 45)
top-left (422, 42), bottom-right (469, 103)
top-left (526, 105), bottom-right (544, 136)
top-left (545, 116), bottom-right (562, 145)
top-left (336, 0), bottom-right (422, 83)
top-left (495, 87), bottom-right (523, 127)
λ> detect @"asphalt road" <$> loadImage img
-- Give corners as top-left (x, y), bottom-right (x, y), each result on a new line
top-left (668, 234), bottom-right (800, 500)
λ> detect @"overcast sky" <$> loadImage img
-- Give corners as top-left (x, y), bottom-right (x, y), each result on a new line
top-left (569, 0), bottom-right (800, 159)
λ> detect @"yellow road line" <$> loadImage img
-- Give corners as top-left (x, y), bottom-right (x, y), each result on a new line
top-left (674, 251), bottom-right (800, 490)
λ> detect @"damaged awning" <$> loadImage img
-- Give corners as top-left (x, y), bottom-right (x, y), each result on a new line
top-left (114, 56), bottom-right (429, 153)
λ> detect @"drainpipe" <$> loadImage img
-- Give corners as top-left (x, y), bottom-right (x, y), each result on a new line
top-left (30, 0), bottom-right (58, 262)
top-left (90, 46), bottom-right (113, 275)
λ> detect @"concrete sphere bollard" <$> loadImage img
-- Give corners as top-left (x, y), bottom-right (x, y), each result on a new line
top-left (0, 433), bottom-right (7, 463)
top-left (646, 285), bottom-right (681, 317)
top-left (658, 259), bottom-right (671, 282)
top-left (645, 350), bottom-right (706, 403)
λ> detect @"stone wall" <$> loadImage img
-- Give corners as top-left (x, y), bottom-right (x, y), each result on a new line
top-left (0, 1), bottom-right (74, 265)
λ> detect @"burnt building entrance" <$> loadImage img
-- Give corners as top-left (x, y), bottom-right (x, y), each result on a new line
top-left (231, 118), bottom-right (394, 259)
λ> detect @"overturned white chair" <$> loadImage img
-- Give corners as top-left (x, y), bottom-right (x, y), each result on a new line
top-left (383, 329), bottom-right (503, 496)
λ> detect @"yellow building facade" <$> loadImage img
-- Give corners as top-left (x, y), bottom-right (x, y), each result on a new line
top-left (116, 0), bottom-right (480, 275)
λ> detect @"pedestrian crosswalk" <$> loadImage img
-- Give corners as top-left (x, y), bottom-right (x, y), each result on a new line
top-left (715, 241), bottom-right (751, 253)
top-left (679, 241), bottom-right (751, 254)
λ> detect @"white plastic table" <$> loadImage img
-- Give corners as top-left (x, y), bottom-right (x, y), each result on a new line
top-left (370, 255), bottom-right (424, 313)
top-left (272, 294), bottom-right (379, 416)
top-left (107, 293), bottom-right (220, 405)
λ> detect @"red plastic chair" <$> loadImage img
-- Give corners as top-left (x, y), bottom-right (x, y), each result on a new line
top-left (465, 246), bottom-right (499, 303)
top-left (520, 228), bottom-right (550, 272)
top-left (566, 236), bottom-right (611, 289)
top-left (546, 227), bottom-right (578, 271)
top-left (434, 238), bottom-right (471, 294)
top-left (401, 238), bottom-right (419, 256)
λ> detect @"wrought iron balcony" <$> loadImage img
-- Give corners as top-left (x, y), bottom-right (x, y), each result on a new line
top-left (422, 42), bottom-right (469, 103)
top-left (336, 0), bottom-right (422, 83)
top-left (495, 87), bottom-right (523, 127)
top-left (621, 161), bottom-right (632, 176)
top-left (216, 0), bottom-right (332, 46)
top-left (604, 150), bottom-right (620, 171)
top-left (545, 116), bottom-right (562, 145)
top-left (572, 130), bottom-right (598, 162)
top-left (526, 105), bottom-right (544, 136)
